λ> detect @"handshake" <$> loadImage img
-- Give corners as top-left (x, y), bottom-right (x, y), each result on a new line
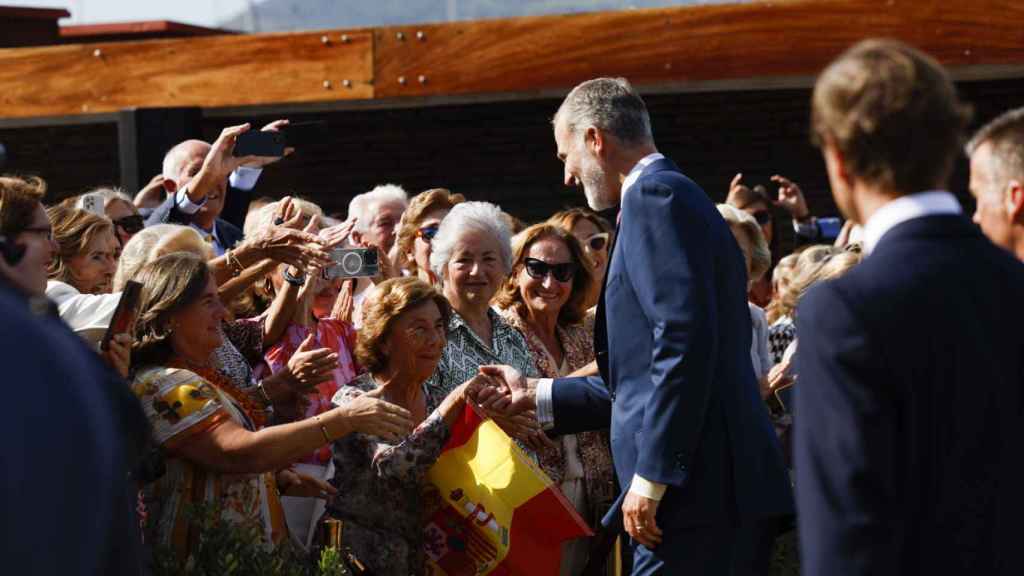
top-left (464, 366), bottom-right (554, 451)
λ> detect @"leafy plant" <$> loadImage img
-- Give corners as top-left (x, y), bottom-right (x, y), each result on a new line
top-left (150, 503), bottom-right (352, 576)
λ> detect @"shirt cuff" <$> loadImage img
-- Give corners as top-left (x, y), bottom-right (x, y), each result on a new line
top-left (229, 166), bottom-right (263, 191)
top-left (629, 474), bottom-right (667, 501)
top-left (792, 216), bottom-right (819, 240)
top-left (175, 186), bottom-right (206, 215)
top-left (535, 378), bottom-right (554, 430)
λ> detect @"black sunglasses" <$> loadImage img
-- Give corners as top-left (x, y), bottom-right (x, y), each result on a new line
top-left (751, 210), bottom-right (772, 226)
top-left (416, 224), bottom-right (439, 242)
top-left (524, 257), bottom-right (577, 283)
top-left (114, 214), bottom-right (145, 234)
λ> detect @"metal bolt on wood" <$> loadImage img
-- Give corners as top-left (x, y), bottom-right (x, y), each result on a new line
top-left (416, 31), bottom-right (426, 41)
top-left (340, 34), bottom-right (350, 43)
top-left (342, 79), bottom-right (352, 88)
top-left (323, 80), bottom-right (332, 89)
top-left (92, 48), bottom-right (102, 58)
top-left (321, 35), bottom-right (329, 44)
top-left (418, 75), bottom-right (427, 84)
top-left (396, 31), bottom-right (406, 41)
top-left (398, 76), bottom-right (407, 85)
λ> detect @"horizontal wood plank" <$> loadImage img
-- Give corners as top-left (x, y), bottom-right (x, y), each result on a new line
top-left (374, 0), bottom-right (1024, 98)
top-left (0, 30), bottom-right (374, 117)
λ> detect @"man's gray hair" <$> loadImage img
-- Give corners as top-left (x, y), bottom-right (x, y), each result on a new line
top-left (966, 106), bottom-right (1024, 192)
top-left (554, 77), bottom-right (654, 146)
top-left (430, 201), bottom-right (513, 279)
top-left (161, 139), bottom-right (209, 181)
top-left (348, 183), bottom-right (409, 232)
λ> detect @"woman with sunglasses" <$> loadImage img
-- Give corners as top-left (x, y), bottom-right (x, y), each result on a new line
top-left (548, 208), bottom-right (612, 311)
top-left (394, 188), bottom-right (464, 286)
top-left (493, 223), bottom-right (616, 575)
top-left (76, 187), bottom-right (145, 246)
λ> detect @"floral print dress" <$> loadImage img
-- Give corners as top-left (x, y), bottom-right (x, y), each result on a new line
top-left (132, 366), bottom-right (288, 558)
top-left (326, 374), bottom-right (451, 576)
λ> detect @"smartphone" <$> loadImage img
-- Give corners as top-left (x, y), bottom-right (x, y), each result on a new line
top-left (233, 130), bottom-right (287, 157)
top-left (0, 235), bottom-right (25, 266)
top-left (324, 248), bottom-right (379, 279)
top-left (773, 382), bottom-right (795, 414)
top-left (280, 120), bottom-right (328, 148)
top-left (100, 280), bottom-right (143, 352)
top-left (77, 192), bottom-right (106, 216)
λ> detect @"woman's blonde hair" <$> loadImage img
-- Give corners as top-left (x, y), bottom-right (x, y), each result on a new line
top-left (493, 223), bottom-right (594, 326)
top-left (45, 204), bottom-right (115, 288)
top-left (356, 277), bottom-right (451, 374)
top-left (395, 188), bottom-right (465, 275)
top-left (131, 252), bottom-right (212, 369)
top-left (717, 204), bottom-right (771, 283)
top-left (780, 247), bottom-right (862, 318)
top-left (114, 224), bottom-right (209, 291)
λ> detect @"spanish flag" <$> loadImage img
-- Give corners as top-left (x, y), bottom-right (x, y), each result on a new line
top-left (424, 405), bottom-right (593, 575)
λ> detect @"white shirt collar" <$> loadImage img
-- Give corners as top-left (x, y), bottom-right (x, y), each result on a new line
top-left (621, 152), bottom-right (665, 197)
top-left (862, 190), bottom-right (962, 254)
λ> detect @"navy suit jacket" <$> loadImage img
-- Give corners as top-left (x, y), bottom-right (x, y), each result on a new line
top-left (795, 214), bottom-right (1024, 575)
top-left (145, 193), bottom-right (244, 250)
top-left (550, 158), bottom-right (793, 530)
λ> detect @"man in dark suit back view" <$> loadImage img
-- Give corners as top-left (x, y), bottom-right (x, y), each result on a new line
top-left (481, 77), bottom-right (793, 575)
top-left (795, 40), bottom-right (1024, 575)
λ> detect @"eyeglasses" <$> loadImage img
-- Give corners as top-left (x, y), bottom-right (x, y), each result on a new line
top-left (114, 215), bottom-right (145, 234)
top-left (751, 210), bottom-right (772, 226)
top-left (416, 224), bottom-right (439, 243)
top-left (584, 232), bottom-right (609, 253)
top-left (21, 226), bottom-right (53, 241)
top-left (524, 257), bottom-right (577, 283)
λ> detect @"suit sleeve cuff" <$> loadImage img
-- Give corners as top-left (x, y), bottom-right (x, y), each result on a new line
top-left (629, 474), bottom-right (667, 501)
top-left (175, 186), bottom-right (206, 215)
top-left (792, 216), bottom-right (819, 240)
top-left (229, 166), bottom-right (263, 191)
top-left (535, 378), bottom-right (554, 430)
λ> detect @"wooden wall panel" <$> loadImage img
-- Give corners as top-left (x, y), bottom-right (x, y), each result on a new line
top-left (0, 30), bottom-right (374, 118)
top-left (375, 0), bottom-right (1024, 98)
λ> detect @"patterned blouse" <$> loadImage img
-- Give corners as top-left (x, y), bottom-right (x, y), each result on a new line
top-left (132, 366), bottom-right (287, 558)
top-left (497, 306), bottom-right (617, 525)
top-left (423, 308), bottom-right (538, 412)
top-left (327, 374), bottom-right (451, 576)
top-left (768, 315), bottom-right (797, 366)
top-left (256, 319), bottom-right (360, 465)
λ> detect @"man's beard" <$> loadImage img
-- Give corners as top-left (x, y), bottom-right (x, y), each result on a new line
top-left (580, 153), bottom-right (618, 211)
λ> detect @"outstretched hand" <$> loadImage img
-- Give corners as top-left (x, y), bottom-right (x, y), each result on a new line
top-left (771, 174), bottom-right (810, 220)
top-left (475, 365), bottom-right (537, 416)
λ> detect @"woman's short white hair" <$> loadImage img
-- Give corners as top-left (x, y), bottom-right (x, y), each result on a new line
top-left (429, 201), bottom-right (513, 279)
top-left (113, 224), bottom-right (209, 291)
top-left (349, 184), bottom-right (408, 233)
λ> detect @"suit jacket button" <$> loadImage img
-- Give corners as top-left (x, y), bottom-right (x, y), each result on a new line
top-left (610, 391), bottom-right (616, 402)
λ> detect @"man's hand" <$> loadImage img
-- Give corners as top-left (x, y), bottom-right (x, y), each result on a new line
top-left (240, 119), bottom-right (294, 169)
top-left (771, 174), bottom-right (810, 221)
top-left (203, 123), bottom-right (253, 179)
top-left (476, 365), bottom-right (536, 415)
top-left (623, 492), bottom-right (663, 548)
top-left (133, 174), bottom-right (166, 208)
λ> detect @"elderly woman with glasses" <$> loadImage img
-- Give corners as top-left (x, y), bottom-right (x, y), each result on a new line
top-left (394, 188), bottom-right (465, 286)
top-left (547, 208), bottom-right (612, 311)
top-left (423, 201), bottom-right (538, 412)
top-left (493, 223), bottom-right (616, 574)
top-left (326, 277), bottom-right (492, 576)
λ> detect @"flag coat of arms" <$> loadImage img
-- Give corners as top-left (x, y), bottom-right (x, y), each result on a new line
top-left (424, 405), bottom-right (593, 575)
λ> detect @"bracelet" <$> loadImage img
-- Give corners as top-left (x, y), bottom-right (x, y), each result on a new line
top-left (314, 414), bottom-right (332, 443)
top-left (255, 380), bottom-right (273, 407)
top-left (282, 267), bottom-right (306, 286)
top-left (225, 249), bottom-right (245, 278)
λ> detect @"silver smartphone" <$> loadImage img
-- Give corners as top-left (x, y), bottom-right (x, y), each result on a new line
top-left (324, 247), bottom-right (379, 279)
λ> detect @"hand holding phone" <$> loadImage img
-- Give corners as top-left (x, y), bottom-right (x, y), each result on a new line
top-left (101, 281), bottom-right (143, 352)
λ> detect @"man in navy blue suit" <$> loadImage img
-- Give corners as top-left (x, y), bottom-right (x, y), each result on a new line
top-left (481, 78), bottom-right (792, 574)
top-left (794, 40), bottom-right (1024, 575)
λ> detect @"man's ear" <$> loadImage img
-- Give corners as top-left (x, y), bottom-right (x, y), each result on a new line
top-left (1006, 180), bottom-right (1024, 223)
top-left (162, 178), bottom-right (177, 194)
top-left (585, 126), bottom-right (605, 158)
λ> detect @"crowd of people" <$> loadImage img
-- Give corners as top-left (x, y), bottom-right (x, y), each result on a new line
top-left (3, 36), bottom-right (1024, 576)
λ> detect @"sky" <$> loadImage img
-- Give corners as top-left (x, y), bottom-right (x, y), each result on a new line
top-left (4, 0), bottom-right (252, 26)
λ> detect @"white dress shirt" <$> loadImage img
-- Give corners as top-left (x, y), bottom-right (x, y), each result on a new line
top-left (862, 190), bottom-right (961, 254)
top-left (536, 151), bottom-right (672, 501)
